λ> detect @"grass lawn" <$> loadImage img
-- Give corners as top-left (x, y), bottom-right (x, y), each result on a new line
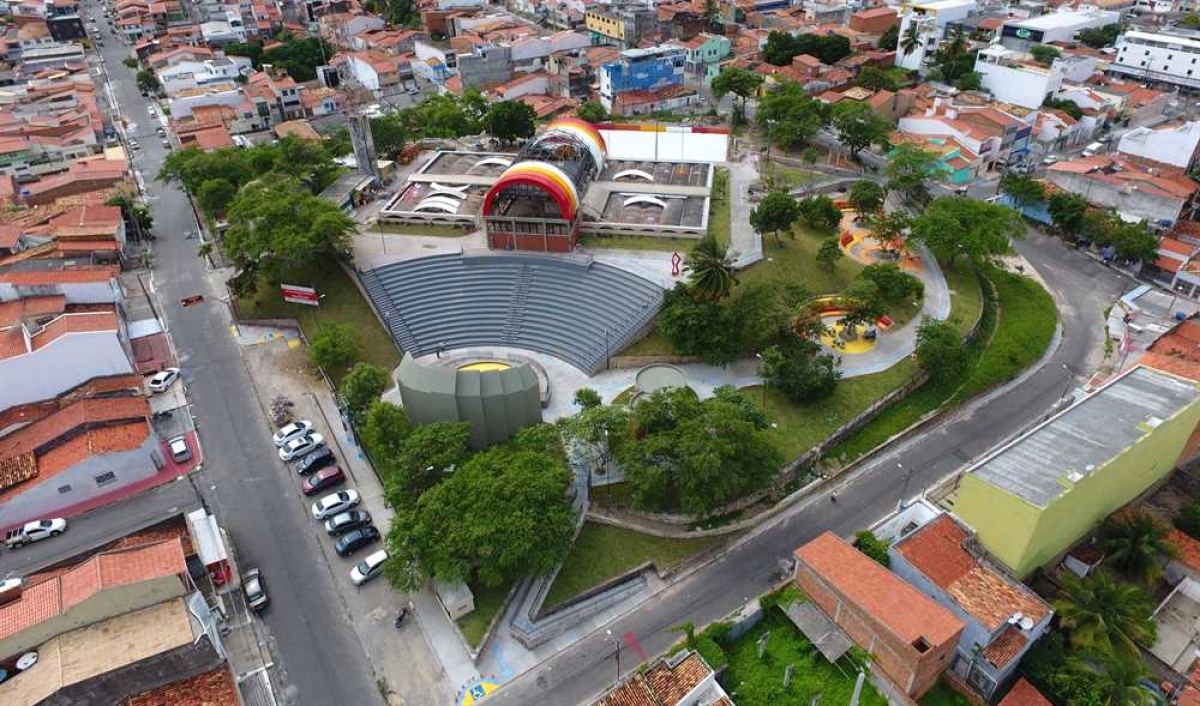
top-left (921, 680), bottom-right (975, 706)
top-left (761, 163), bottom-right (822, 189)
top-left (943, 265), bottom-right (985, 337)
top-left (374, 222), bottom-right (474, 237)
top-left (543, 522), bottom-right (724, 609)
top-left (591, 480), bottom-right (636, 508)
top-left (745, 358), bottom-right (919, 463)
top-left (611, 387), bottom-right (637, 405)
top-left (721, 609), bottom-right (888, 706)
top-left (579, 233), bottom-right (698, 252)
top-left (711, 167), bottom-right (731, 247)
top-left (455, 580), bottom-right (514, 650)
top-left (740, 224), bottom-right (863, 294)
top-left (617, 325), bottom-right (676, 357)
top-left (232, 261), bottom-right (400, 385)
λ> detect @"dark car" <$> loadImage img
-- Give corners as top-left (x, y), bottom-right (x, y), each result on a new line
top-left (334, 526), bottom-right (381, 557)
top-left (302, 466), bottom-right (345, 496)
top-left (325, 510), bottom-right (372, 536)
top-left (296, 446), bottom-right (335, 475)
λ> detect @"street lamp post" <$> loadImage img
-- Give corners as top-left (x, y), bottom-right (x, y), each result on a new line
top-left (755, 352), bottom-right (767, 412)
top-left (605, 629), bottom-right (621, 686)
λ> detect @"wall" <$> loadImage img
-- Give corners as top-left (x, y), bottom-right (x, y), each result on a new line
top-left (0, 331), bottom-right (132, 412)
top-left (976, 60), bottom-right (1061, 110)
top-left (0, 279), bottom-right (119, 304)
top-left (0, 433), bottom-right (162, 528)
top-left (1046, 169), bottom-right (1186, 225)
top-left (0, 575), bottom-right (186, 658)
top-left (48, 634), bottom-right (224, 706)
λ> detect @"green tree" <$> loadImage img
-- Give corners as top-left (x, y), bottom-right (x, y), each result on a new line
top-left (1183, 13), bottom-right (1200, 29)
top-left (878, 24), bottom-right (899, 52)
top-left (1030, 44), bottom-right (1062, 66)
top-left (576, 100), bottom-right (607, 123)
top-left (731, 281), bottom-right (790, 353)
top-left (340, 363), bottom-right (388, 426)
top-left (1066, 654), bottom-right (1156, 706)
top-left (225, 40), bottom-right (264, 67)
top-left (860, 263), bottom-right (923, 303)
top-left (1100, 511), bottom-right (1179, 585)
top-left (135, 68), bottom-right (160, 93)
top-left (1043, 96), bottom-right (1084, 120)
top-left (831, 101), bottom-right (892, 157)
top-left (1048, 192), bottom-right (1088, 236)
top-left (899, 22), bottom-right (922, 56)
top-left (684, 236), bottom-right (739, 302)
top-left (755, 81), bottom-right (827, 150)
top-left (1176, 501), bottom-right (1200, 539)
top-left (561, 403), bottom-right (633, 477)
top-left (798, 195), bottom-right (843, 234)
top-left (387, 0), bottom-right (420, 27)
top-left (122, 56), bottom-right (139, 69)
top-left (885, 144), bottom-right (940, 205)
top-left (848, 179), bottom-right (886, 215)
top-left (106, 194), bottom-right (154, 236)
top-left (223, 177), bottom-right (356, 285)
top-left (750, 191), bottom-right (800, 246)
top-left (909, 196), bottom-right (1023, 267)
top-left (762, 30), bottom-right (851, 66)
top-left (195, 178), bottom-right (237, 215)
top-left (855, 66), bottom-right (898, 91)
top-left (360, 401), bottom-right (410, 462)
top-left (840, 278), bottom-right (887, 330)
top-left (1000, 172), bottom-right (1046, 214)
top-left (369, 113), bottom-right (407, 159)
top-left (1110, 222), bottom-right (1160, 263)
top-left (703, 0), bottom-right (720, 22)
top-left (758, 340), bottom-right (841, 403)
top-left (260, 35), bottom-right (334, 82)
top-left (1055, 570), bottom-right (1157, 659)
top-left (486, 100), bottom-right (537, 143)
top-left (854, 530), bottom-right (890, 566)
top-left (658, 285), bottom-right (742, 365)
top-left (385, 446), bottom-right (575, 589)
top-left (816, 238), bottom-right (843, 270)
top-left (868, 209), bottom-right (910, 252)
top-left (711, 67), bottom-right (763, 124)
top-left (953, 71), bottom-right (982, 91)
top-left (916, 318), bottom-right (969, 385)
top-left (309, 323), bottom-right (360, 374)
top-left (573, 388), bottom-right (603, 410)
top-left (1077, 23), bottom-right (1124, 49)
top-left (384, 422), bottom-right (472, 506)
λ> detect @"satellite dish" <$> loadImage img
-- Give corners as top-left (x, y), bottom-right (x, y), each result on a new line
top-left (1019, 617), bottom-right (1035, 631)
top-left (16, 652), bottom-right (37, 671)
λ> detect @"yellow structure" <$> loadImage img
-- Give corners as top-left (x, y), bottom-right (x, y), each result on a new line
top-left (585, 11), bottom-right (626, 42)
top-left (458, 361), bottom-right (512, 372)
top-left (952, 366), bottom-right (1200, 577)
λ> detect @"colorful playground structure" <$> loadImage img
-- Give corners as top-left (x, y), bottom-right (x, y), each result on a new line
top-left (835, 206), bottom-right (922, 273)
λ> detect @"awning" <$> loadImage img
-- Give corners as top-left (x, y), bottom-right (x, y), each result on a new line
top-left (783, 599), bottom-right (853, 663)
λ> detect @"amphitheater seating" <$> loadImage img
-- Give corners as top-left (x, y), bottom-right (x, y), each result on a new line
top-left (359, 253), bottom-right (664, 374)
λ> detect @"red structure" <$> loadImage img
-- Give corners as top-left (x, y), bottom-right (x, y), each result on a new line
top-left (482, 118), bottom-right (606, 252)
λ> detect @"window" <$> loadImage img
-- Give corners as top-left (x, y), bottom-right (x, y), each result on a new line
top-left (56, 484), bottom-right (72, 494)
top-left (94, 471), bottom-right (117, 486)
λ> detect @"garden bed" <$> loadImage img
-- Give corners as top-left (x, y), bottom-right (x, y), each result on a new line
top-left (455, 579), bottom-right (515, 650)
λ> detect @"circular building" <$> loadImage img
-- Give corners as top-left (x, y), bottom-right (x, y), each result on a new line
top-left (397, 353), bottom-right (542, 449)
top-left (482, 118), bottom-right (607, 252)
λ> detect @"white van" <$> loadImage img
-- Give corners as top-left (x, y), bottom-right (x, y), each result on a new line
top-left (1082, 142), bottom-right (1104, 158)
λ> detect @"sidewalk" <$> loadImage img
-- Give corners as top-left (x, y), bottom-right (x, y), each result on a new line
top-left (238, 336), bottom-right (470, 705)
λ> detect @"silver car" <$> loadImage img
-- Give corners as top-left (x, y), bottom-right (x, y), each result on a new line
top-left (242, 569), bottom-right (268, 611)
top-left (311, 489), bottom-right (360, 520)
top-left (273, 420), bottom-right (314, 447)
top-left (278, 433), bottom-right (324, 461)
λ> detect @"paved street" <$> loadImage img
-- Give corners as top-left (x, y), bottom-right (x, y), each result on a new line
top-left (85, 10), bottom-right (384, 705)
top-left (486, 230), bottom-right (1132, 705)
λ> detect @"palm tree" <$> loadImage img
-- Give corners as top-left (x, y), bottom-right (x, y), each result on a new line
top-left (900, 23), bottom-right (923, 57)
top-left (1067, 654), bottom-right (1159, 706)
top-left (684, 236), bottom-right (739, 302)
top-left (1054, 570), bottom-right (1157, 659)
top-left (943, 25), bottom-right (969, 59)
top-left (1101, 511), bottom-right (1179, 585)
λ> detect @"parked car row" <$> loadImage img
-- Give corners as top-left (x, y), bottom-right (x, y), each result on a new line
top-left (274, 421), bottom-right (389, 585)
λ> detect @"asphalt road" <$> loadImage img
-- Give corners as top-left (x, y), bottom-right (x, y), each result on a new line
top-left (84, 11), bottom-right (383, 705)
top-left (487, 230), bottom-right (1131, 705)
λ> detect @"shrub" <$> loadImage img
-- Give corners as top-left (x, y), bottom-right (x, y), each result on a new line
top-left (309, 323), bottom-right (360, 374)
top-left (1175, 501), bottom-right (1200, 540)
top-left (854, 530), bottom-right (890, 567)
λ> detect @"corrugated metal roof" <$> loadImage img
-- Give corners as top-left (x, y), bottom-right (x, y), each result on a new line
top-left (970, 366), bottom-right (1200, 507)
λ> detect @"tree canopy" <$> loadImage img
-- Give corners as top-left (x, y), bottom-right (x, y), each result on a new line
top-left (340, 363), bottom-right (389, 426)
top-left (486, 100), bottom-right (537, 143)
top-left (259, 34), bottom-right (335, 82)
top-left (658, 284), bottom-right (743, 366)
top-left (759, 338), bottom-right (841, 403)
top-left (884, 144), bottom-right (940, 206)
top-left (1100, 511), bottom-right (1179, 585)
top-left (1054, 570), bottom-right (1156, 659)
top-left (382, 421), bottom-right (473, 506)
top-left (831, 101), bottom-right (892, 156)
top-left (575, 100), bottom-right (607, 123)
top-left (848, 179), bottom-right (886, 215)
top-left (755, 81), bottom-right (828, 150)
top-left (916, 318), bottom-right (969, 385)
top-left (1048, 192), bottom-right (1088, 236)
top-left (798, 195), bottom-right (842, 234)
top-left (684, 236), bottom-right (740, 302)
top-left (712, 66), bottom-right (764, 123)
top-left (908, 196), bottom-right (1023, 266)
top-left (763, 30), bottom-right (851, 66)
top-left (1000, 172), bottom-right (1045, 213)
top-left (751, 191), bottom-right (800, 245)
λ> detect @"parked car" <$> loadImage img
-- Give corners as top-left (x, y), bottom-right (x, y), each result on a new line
top-left (162, 139), bottom-right (171, 150)
top-left (5, 518), bottom-right (67, 548)
top-left (301, 466), bottom-right (345, 496)
top-left (279, 432), bottom-right (324, 462)
top-left (273, 420), bottom-right (314, 447)
top-left (1041, 155), bottom-right (1058, 165)
top-left (311, 489), bottom-right (359, 520)
top-left (148, 367), bottom-right (181, 392)
top-left (147, 105), bottom-right (156, 115)
top-left (128, 139), bottom-right (139, 150)
top-left (335, 526), bottom-right (381, 557)
top-left (351, 550), bottom-right (389, 585)
top-left (168, 435), bottom-right (192, 463)
top-left (242, 569), bottom-right (268, 611)
top-left (296, 446), bottom-right (335, 475)
top-left (325, 510), bottom-right (372, 536)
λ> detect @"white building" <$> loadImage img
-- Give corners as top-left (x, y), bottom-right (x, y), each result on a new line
top-left (975, 45), bottom-right (1064, 110)
top-left (998, 7), bottom-right (1121, 52)
top-left (895, 0), bottom-right (976, 72)
top-left (1134, 0), bottom-right (1177, 14)
top-left (1111, 29), bottom-right (1200, 90)
top-left (156, 56), bottom-right (253, 97)
top-left (1117, 121), bottom-right (1200, 170)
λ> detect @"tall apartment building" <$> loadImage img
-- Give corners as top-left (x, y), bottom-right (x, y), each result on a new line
top-left (1110, 29), bottom-right (1200, 90)
top-left (599, 45), bottom-right (687, 112)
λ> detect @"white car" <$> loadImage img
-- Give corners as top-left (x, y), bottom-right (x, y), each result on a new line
top-left (273, 420), bottom-right (314, 447)
top-left (147, 104), bottom-right (156, 115)
top-left (147, 368), bottom-right (180, 393)
top-left (168, 435), bottom-right (191, 463)
top-left (5, 518), bottom-right (67, 548)
top-left (350, 549), bottom-right (389, 585)
top-left (311, 489), bottom-right (359, 520)
top-left (278, 432), bottom-right (324, 461)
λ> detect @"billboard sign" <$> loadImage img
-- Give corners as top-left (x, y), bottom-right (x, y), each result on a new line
top-left (282, 283), bottom-right (319, 306)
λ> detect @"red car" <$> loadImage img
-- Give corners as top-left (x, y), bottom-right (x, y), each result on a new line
top-left (301, 466), bottom-right (345, 496)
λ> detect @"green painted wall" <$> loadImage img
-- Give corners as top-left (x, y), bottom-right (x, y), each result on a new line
top-left (955, 391), bottom-right (1200, 577)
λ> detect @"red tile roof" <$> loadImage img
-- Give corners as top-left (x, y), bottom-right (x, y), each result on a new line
top-left (29, 311), bottom-right (119, 352)
top-left (124, 665), bottom-right (241, 706)
top-left (0, 264), bottom-right (119, 285)
top-left (999, 678), bottom-right (1054, 706)
top-left (895, 516), bottom-right (1051, 632)
top-left (795, 532), bottom-right (964, 647)
top-left (1169, 529), bottom-right (1200, 574)
top-left (0, 294), bottom-right (65, 328)
top-left (0, 539), bottom-right (186, 642)
top-left (0, 396), bottom-right (149, 460)
top-left (595, 651), bottom-right (713, 706)
top-left (983, 625), bottom-right (1029, 668)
